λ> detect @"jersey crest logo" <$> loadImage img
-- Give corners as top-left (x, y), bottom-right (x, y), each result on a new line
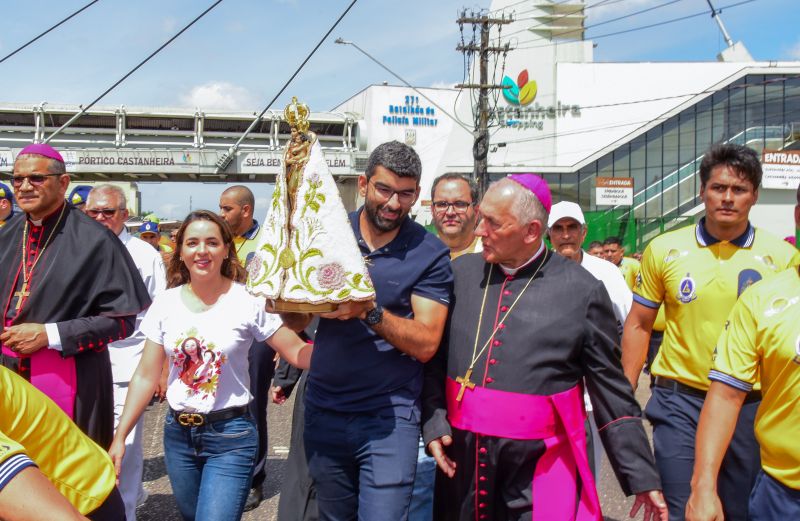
top-left (737, 269), bottom-right (762, 297)
top-left (677, 273), bottom-right (697, 303)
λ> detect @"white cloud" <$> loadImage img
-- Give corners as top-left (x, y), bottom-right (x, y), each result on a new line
top-left (161, 17), bottom-right (178, 33)
top-left (179, 81), bottom-right (257, 111)
top-left (430, 81), bottom-right (458, 89)
top-left (787, 40), bottom-right (800, 60)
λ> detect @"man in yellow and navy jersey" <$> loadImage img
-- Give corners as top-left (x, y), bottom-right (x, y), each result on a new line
top-left (0, 182), bottom-right (14, 228)
top-left (621, 143), bottom-right (800, 521)
top-left (603, 235), bottom-right (640, 290)
top-left (0, 366), bottom-right (125, 520)
top-left (687, 266), bottom-right (800, 520)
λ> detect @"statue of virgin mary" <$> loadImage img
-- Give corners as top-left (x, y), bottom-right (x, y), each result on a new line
top-left (246, 97), bottom-right (375, 311)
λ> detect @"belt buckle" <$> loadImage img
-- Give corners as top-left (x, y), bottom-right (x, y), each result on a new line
top-left (178, 413), bottom-right (204, 426)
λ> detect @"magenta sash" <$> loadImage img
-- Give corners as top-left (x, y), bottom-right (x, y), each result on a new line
top-left (446, 378), bottom-right (602, 521)
top-left (2, 320), bottom-right (76, 418)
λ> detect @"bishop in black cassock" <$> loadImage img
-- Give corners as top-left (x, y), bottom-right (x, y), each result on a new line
top-left (0, 144), bottom-right (150, 448)
top-left (422, 175), bottom-right (665, 521)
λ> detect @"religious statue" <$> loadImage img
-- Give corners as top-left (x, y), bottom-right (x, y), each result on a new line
top-left (246, 97), bottom-right (375, 311)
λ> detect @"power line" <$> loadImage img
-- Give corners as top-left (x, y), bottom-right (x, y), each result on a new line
top-left (44, 0), bottom-right (224, 144)
top-left (513, 0), bottom-right (757, 50)
top-left (335, 39), bottom-right (473, 135)
top-left (500, 0), bottom-right (622, 40)
top-left (0, 0), bottom-right (100, 66)
top-left (215, 0), bottom-right (359, 172)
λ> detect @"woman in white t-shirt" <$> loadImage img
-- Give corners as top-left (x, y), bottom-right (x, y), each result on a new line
top-left (109, 210), bottom-right (312, 521)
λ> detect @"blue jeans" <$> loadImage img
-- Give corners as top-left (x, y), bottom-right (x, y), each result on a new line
top-left (645, 386), bottom-right (760, 521)
top-left (163, 411), bottom-right (258, 521)
top-left (749, 470), bottom-right (800, 520)
top-left (407, 438), bottom-right (435, 521)
top-left (304, 404), bottom-right (420, 521)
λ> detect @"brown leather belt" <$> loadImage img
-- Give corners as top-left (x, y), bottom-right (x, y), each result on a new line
top-left (170, 405), bottom-right (248, 427)
top-left (654, 376), bottom-right (761, 403)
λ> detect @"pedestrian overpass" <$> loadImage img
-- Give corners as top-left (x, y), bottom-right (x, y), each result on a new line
top-left (0, 102), bottom-right (370, 206)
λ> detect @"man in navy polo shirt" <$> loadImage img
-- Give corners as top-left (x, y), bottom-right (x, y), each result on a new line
top-left (285, 141), bottom-right (452, 520)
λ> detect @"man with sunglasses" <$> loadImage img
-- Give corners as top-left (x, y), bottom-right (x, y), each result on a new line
top-left (281, 141), bottom-right (453, 520)
top-left (430, 173), bottom-right (481, 260)
top-left (0, 144), bottom-right (151, 449)
top-left (0, 182), bottom-right (15, 228)
top-left (85, 184), bottom-right (165, 521)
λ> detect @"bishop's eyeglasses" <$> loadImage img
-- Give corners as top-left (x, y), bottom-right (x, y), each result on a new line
top-left (11, 173), bottom-right (63, 187)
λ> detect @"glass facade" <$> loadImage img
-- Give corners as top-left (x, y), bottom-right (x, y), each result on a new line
top-left (548, 73), bottom-right (800, 249)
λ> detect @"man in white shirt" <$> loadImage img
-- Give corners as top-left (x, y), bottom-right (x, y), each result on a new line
top-left (547, 200), bottom-right (633, 476)
top-left (86, 184), bottom-right (166, 521)
top-left (548, 201), bottom-right (631, 329)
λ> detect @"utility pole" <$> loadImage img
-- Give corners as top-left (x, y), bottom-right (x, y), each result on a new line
top-left (456, 10), bottom-right (513, 196)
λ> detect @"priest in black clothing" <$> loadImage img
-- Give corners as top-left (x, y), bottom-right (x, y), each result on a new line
top-left (422, 175), bottom-right (667, 521)
top-left (0, 143), bottom-right (150, 448)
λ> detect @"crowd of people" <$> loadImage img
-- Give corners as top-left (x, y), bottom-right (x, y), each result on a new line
top-left (0, 140), bottom-right (798, 521)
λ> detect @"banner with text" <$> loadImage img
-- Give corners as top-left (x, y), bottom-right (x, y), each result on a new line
top-left (596, 177), bottom-right (633, 206)
top-left (761, 149), bottom-right (800, 190)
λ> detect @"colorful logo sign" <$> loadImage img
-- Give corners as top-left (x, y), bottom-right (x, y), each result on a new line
top-left (502, 69), bottom-right (537, 106)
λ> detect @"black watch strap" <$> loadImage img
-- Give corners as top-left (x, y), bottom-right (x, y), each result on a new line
top-left (364, 304), bottom-right (384, 327)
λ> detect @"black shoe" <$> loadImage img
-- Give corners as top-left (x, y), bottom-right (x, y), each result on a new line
top-left (244, 486), bottom-right (263, 512)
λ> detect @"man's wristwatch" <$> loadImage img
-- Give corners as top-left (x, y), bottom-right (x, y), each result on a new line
top-left (364, 303), bottom-right (384, 327)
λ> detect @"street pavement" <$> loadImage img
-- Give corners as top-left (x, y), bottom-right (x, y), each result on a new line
top-left (137, 374), bottom-right (655, 521)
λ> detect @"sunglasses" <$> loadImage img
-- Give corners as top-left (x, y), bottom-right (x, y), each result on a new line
top-left (86, 208), bottom-right (122, 218)
top-left (11, 173), bottom-right (63, 187)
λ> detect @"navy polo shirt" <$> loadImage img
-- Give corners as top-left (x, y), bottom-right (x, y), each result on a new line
top-left (305, 209), bottom-right (453, 418)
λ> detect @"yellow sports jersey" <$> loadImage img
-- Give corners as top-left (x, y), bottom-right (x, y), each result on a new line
top-left (634, 220), bottom-right (800, 390)
top-left (0, 366), bottom-right (116, 514)
top-left (710, 267), bottom-right (800, 489)
top-left (234, 219), bottom-right (266, 269)
top-left (618, 256), bottom-right (640, 291)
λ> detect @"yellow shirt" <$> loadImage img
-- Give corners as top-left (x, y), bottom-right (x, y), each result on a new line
top-left (234, 220), bottom-right (265, 269)
top-left (710, 267), bottom-right (800, 489)
top-left (634, 220), bottom-right (800, 390)
top-left (0, 366), bottom-right (116, 515)
top-left (618, 256), bottom-right (640, 291)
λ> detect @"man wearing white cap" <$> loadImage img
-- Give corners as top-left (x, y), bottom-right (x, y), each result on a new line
top-left (548, 201), bottom-right (633, 476)
top-left (548, 201), bottom-right (632, 330)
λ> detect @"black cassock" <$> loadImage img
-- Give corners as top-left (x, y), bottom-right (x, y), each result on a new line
top-left (0, 204), bottom-right (151, 447)
top-left (422, 250), bottom-right (660, 521)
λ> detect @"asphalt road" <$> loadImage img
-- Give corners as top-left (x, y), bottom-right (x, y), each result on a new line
top-left (137, 375), bottom-right (655, 521)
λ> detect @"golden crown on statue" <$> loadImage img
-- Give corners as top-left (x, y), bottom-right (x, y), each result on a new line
top-left (284, 96), bottom-right (311, 134)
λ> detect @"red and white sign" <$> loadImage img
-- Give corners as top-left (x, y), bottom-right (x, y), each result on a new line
top-left (762, 150), bottom-right (800, 190)
top-left (595, 177), bottom-right (633, 206)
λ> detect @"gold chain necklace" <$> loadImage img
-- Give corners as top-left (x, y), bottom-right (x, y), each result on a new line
top-left (454, 249), bottom-right (549, 402)
top-left (14, 205), bottom-right (68, 311)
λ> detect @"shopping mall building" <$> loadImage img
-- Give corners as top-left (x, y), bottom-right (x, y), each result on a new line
top-left (335, 0), bottom-right (800, 248)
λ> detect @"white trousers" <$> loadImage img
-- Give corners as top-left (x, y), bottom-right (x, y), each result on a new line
top-left (113, 382), bottom-right (146, 521)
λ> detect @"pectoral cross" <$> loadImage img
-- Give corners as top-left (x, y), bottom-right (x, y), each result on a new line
top-left (14, 282), bottom-right (30, 311)
top-left (455, 368), bottom-right (476, 402)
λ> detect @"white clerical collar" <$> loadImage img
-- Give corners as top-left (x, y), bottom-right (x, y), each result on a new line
top-left (499, 242), bottom-right (545, 276)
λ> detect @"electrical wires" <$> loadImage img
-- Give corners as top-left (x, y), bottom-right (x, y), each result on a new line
top-left (0, 0), bottom-right (100, 66)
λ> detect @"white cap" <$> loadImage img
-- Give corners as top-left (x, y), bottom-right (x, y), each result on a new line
top-left (547, 201), bottom-right (585, 228)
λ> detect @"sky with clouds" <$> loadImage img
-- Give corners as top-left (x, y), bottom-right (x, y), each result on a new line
top-left (1, 0), bottom-right (798, 219)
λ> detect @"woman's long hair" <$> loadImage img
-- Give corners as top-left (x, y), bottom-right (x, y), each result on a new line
top-left (167, 210), bottom-right (246, 288)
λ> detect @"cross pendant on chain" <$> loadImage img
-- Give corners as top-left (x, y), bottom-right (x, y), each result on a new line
top-left (455, 368), bottom-right (476, 402)
top-left (14, 281), bottom-right (30, 311)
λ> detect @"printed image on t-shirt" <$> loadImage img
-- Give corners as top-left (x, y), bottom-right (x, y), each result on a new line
top-left (171, 329), bottom-right (226, 400)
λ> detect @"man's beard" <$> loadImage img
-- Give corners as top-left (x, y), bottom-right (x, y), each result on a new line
top-left (364, 199), bottom-right (406, 232)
